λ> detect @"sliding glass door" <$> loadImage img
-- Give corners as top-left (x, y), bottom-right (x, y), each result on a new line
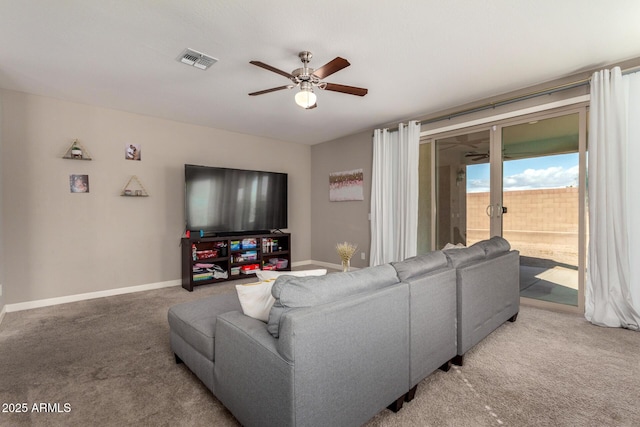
top-left (499, 113), bottom-right (584, 308)
top-left (418, 107), bottom-right (587, 311)
top-left (435, 130), bottom-right (492, 248)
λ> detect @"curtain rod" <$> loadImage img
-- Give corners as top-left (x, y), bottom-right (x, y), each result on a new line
top-left (380, 80), bottom-right (585, 134)
top-left (380, 65), bottom-right (640, 132)
top-left (420, 65), bottom-right (640, 126)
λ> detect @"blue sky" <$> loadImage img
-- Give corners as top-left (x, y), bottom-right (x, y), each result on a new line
top-left (467, 153), bottom-right (579, 193)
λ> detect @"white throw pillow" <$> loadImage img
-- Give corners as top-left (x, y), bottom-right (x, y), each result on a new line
top-left (235, 280), bottom-right (276, 322)
top-left (236, 270), bottom-right (328, 322)
top-left (443, 242), bottom-right (466, 250)
top-left (255, 268), bottom-right (327, 282)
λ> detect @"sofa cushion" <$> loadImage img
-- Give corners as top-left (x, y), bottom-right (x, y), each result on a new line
top-left (167, 292), bottom-right (241, 361)
top-left (443, 244), bottom-right (486, 268)
top-left (392, 251), bottom-right (449, 281)
top-left (475, 236), bottom-right (511, 258)
top-left (267, 264), bottom-right (399, 338)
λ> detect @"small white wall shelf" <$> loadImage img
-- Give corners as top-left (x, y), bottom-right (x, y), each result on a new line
top-left (121, 175), bottom-right (149, 197)
top-left (62, 139), bottom-right (92, 160)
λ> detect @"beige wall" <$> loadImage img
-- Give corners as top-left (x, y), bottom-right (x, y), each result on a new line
top-left (0, 89), bottom-right (311, 305)
top-left (310, 130), bottom-right (371, 268)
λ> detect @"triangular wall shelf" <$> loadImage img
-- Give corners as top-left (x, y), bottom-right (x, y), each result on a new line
top-left (62, 139), bottom-right (92, 160)
top-left (121, 175), bottom-right (149, 197)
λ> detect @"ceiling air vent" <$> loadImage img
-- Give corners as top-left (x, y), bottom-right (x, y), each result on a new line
top-left (177, 48), bottom-right (218, 70)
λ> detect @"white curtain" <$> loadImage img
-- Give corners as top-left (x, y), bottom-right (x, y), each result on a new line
top-left (586, 67), bottom-right (640, 330)
top-left (370, 121), bottom-right (420, 266)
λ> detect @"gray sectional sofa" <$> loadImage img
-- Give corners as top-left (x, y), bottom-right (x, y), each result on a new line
top-left (167, 236), bottom-right (519, 427)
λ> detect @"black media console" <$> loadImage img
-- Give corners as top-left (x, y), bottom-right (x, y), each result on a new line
top-left (181, 232), bottom-right (291, 291)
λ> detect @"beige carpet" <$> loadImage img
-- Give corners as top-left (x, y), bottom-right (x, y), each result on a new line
top-left (1, 281), bottom-right (639, 427)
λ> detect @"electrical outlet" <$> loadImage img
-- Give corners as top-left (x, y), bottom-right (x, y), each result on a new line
top-left (361, 252), bottom-right (366, 260)
top-left (0, 284), bottom-right (3, 297)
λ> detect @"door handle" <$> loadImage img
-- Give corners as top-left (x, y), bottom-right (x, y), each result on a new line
top-left (486, 205), bottom-right (493, 217)
top-left (487, 204), bottom-right (507, 217)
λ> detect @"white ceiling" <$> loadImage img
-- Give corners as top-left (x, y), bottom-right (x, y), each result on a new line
top-left (1, 1), bottom-right (639, 145)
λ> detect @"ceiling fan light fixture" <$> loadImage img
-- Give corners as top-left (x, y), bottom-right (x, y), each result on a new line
top-left (249, 51), bottom-right (367, 108)
top-left (295, 88), bottom-right (316, 109)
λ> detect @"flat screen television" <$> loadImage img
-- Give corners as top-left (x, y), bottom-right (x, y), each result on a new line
top-left (185, 164), bottom-right (288, 235)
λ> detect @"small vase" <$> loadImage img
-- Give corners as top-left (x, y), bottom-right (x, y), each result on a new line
top-left (342, 258), bottom-right (351, 272)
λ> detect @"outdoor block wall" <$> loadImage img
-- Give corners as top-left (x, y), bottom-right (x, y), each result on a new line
top-left (467, 187), bottom-right (580, 265)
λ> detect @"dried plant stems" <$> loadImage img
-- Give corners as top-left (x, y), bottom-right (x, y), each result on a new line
top-left (336, 241), bottom-right (358, 262)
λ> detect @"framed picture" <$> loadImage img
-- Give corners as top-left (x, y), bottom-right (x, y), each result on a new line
top-left (70, 174), bottom-right (89, 193)
top-left (329, 168), bottom-right (364, 201)
top-left (125, 144), bottom-right (141, 161)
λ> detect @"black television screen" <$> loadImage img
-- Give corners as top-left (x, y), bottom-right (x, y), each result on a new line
top-left (185, 164), bottom-right (288, 235)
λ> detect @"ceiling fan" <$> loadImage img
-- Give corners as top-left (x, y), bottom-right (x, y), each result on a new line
top-left (248, 51), bottom-right (368, 109)
top-left (465, 151), bottom-right (491, 161)
top-left (464, 150), bottom-right (512, 162)
top-left (439, 137), bottom-right (486, 151)
top-left (465, 150), bottom-right (524, 161)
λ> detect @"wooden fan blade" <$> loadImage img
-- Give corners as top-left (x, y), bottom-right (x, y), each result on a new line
top-left (465, 152), bottom-right (488, 160)
top-left (248, 85), bottom-right (291, 96)
top-left (322, 83), bottom-right (368, 96)
top-left (312, 57), bottom-right (350, 79)
top-left (249, 61), bottom-right (295, 80)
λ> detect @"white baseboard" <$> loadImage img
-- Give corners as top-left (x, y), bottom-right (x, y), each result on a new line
top-left (293, 259), bottom-right (359, 271)
top-left (290, 259), bottom-right (314, 268)
top-left (300, 260), bottom-right (343, 271)
top-left (292, 259), bottom-right (340, 269)
top-left (5, 279), bottom-right (181, 313)
top-left (3, 259), bottom-right (358, 314)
